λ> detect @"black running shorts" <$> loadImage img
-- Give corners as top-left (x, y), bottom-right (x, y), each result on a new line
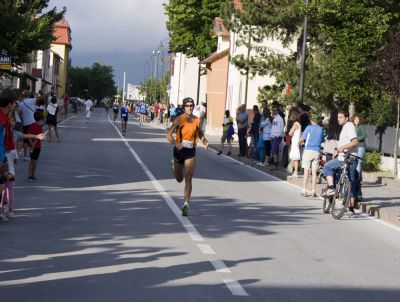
top-left (173, 147), bottom-right (196, 165)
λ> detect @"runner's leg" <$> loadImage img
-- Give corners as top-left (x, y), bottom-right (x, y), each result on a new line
top-left (183, 156), bottom-right (196, 203)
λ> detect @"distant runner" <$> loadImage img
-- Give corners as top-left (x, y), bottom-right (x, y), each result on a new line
top-left (84, 97), bottom-right (93, 123)
top-left (166, 97), bottom-right (209, 216)
top-left (112, 99), bottom-right (119, 124)
top-left (120, 100), bottom-right (131, 136)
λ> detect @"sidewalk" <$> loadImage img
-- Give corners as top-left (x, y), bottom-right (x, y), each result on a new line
top-left (205, 133), bottom-right (400, 227)
top-left (140, 119), bottom-right (400, 227)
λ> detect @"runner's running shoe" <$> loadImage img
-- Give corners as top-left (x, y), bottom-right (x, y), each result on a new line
top-left (181, 203), bottom-right (189, 216)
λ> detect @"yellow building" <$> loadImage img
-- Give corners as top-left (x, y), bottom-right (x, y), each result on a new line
top-left (51, 19), bottom-right (72, 97)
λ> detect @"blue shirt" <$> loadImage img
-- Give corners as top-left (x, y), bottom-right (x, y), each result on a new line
top-left (302, 124), bottom-right (324, 151)
top-left (121, 105), bottom-right (128, 118)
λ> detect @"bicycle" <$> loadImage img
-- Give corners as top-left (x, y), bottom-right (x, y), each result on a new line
top-left (246, 135), bottom-right (256, 160)
top-left (322, 152), bottom-right (361, 219)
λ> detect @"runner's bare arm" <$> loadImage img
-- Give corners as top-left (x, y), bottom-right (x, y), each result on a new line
top-left (166, 119), bottom-right (183, 150)
top-left (198, 128), bottom-right (209, 149)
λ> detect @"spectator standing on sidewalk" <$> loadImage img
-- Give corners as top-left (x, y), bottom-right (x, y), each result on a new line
top-left (298, 103), bottom-right (310, 132)
top-left (217, 110), bottom-right (234, 156)
top-left (288, 110), bottom-right (301, 178)
top-left (249, 105), bottom-right (261, 161)
top-left (169, 104), bottom-right (177, 124)
top-left (236, 104), bottom-right (248, 157)
top-left (299, 114), bottom-right (324, 197)
top-left (84, 97), bottom-right (93, 123)
top-left (19, 87), bottom-right (37, 161)
top-left (46, 96), bottom-right (61, 143)
top-left (63, 93), bottom-right (69, 116)
top-left (257, 107), bottom-right (273, 166)
top-left (353, 113), bottom-right (367, 179)
top-left (270, 106), bottom-right (285, 168)
top-left (27, 111), bottom-right (44, 181)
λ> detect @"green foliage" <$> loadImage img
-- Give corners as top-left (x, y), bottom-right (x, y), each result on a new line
top-left (0, 0), bottom-right (65, 75)
top-left (164, 0), bottom-right (224, 60)
top-left (139, 72), bottom-right (170, 104)
top-left (362, 151), bottom-right (382, 172)
top-left (222, 0), bottom-right (400, 119)
top-left (69, 63), bottom-right (116, 100)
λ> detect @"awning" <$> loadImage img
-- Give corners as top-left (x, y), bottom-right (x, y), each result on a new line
top-left (200, 49), bottom-right (229, 64)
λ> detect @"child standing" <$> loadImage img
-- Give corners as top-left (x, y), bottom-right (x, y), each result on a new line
top-left (28, 111), bottom-right (43, 181)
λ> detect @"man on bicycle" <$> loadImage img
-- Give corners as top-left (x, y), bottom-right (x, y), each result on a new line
top-left (322, 109), bottom-right (359, 216)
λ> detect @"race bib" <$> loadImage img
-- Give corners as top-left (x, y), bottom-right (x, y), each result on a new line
top-left (182, 140), bottom-right (194, 149)
top-left (121, 113), bottom-right (127, 117)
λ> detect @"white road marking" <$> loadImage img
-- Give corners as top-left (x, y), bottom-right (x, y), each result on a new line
top-left (198, 244), bottom-right (216, 255)
top-left (210, 260), bottom-right (231, 273)
top-left (223, 279), bottom-right (249, 296)
top-left (108, 117), bottom-right (248, 296)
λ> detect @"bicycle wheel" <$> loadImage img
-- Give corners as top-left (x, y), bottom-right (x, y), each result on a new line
top-left (331, 177), bottom-right (351, 219)
top-left (322, 196), bottom-right (332, 213)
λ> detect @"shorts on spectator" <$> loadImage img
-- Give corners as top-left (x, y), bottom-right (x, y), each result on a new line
top-left (271, 137), bottom-right (282, 156)
top-left (23, 124), bottom-right (31, 144)
top-left (30, 148), bottom-right (41, 161)
top-left (301, 150), bottom-right (320, 171)
top-left (221, 132), bottom-right (233, 144)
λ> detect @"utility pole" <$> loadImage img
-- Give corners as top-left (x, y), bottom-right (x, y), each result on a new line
top-left (299, 0), bottom-right (309, 104)
top-left (244, 27), bottom-right (252, 107)
top-left (122, 72), bottom-right (126, 102)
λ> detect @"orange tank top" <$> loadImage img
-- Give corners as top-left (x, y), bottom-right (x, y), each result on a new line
top-left (176, 114), bottom-right (201, 147)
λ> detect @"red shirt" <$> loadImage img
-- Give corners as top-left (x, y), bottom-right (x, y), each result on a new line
top-left (64, 96), bottom-right (69, 105)
top-left (28, 122), bottom-right (43, 149)
top-left (0, 109), bottom-right (14, 151)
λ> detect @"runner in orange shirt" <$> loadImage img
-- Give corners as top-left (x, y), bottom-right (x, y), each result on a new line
top-left (166, 97), bottom-right (209, 216)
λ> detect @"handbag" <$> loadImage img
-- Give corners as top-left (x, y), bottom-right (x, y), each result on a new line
top-left (226, 124), bottom-right (234, 137)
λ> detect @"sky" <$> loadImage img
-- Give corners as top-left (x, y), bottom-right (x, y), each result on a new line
top-left (48, 0), bottom-right (169, 87)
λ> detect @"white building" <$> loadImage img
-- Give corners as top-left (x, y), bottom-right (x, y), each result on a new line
top-left (168, 53), bottom-right (207, 106)
top-left (127, 84), bottom-right (144, 101)
top-left (226, 31), bottom-right (296, 119)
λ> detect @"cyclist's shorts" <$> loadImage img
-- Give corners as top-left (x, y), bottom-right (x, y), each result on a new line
top-left (173, 147), bottom-right (196, 165)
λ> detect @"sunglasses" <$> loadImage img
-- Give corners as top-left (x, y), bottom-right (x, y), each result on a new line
top-left (185, 104), bottom-right (194, 108)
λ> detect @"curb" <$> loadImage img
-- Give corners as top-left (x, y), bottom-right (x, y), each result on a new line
top-left (137, 120), bottom-right (400, 227)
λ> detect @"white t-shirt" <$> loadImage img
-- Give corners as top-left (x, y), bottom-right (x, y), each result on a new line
top-left (338, 121), bottom-right (358, 161)
top-left (84, 100), bottom-right (93, 111)
top-left (271, 114), bottom-right (284, 138)
top-left (47, 103), bottom-right (58, 115)
top-left (19, 98), bottom-right (36, 126)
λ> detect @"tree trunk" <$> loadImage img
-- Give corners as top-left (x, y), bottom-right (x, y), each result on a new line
top-left (394, 98), bottom-right (400, 179)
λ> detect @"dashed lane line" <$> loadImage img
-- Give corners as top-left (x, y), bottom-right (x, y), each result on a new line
top-left (108, 116), bottom-right (249, 297)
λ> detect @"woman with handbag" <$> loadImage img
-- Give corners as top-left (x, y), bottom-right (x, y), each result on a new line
top-left (217, 110), bottom-right (234, 156)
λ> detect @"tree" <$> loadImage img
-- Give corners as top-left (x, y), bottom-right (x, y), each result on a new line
top-left (164, 0), bottom-right (225, 103)
top-left (0, 0), bottom-right (65, 76)
top-left (164, 0), bottom-right (224, 60)
top-left (69, 63), bottom-right (117, 100)
top-left (222, 0), bottom-right (400, 113)
top-left (368, 31), bottom-right (400, 178)
top-left (139, 71), bottom-right (170, 104)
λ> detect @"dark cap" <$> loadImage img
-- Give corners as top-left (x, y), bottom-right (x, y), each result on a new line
top-left (182, 97), bottom-right (195, 106)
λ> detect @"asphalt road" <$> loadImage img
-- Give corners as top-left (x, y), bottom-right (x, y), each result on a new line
top-left (1, 109), bottom-right (399, 302)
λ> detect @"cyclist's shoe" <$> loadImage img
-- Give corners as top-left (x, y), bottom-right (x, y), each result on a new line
top-left (322, 188), bottom-right (335, 197)
top-left (181, 202), bottom-right (189, 217)
top-left (345, 210), bottom-right (356, 218)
